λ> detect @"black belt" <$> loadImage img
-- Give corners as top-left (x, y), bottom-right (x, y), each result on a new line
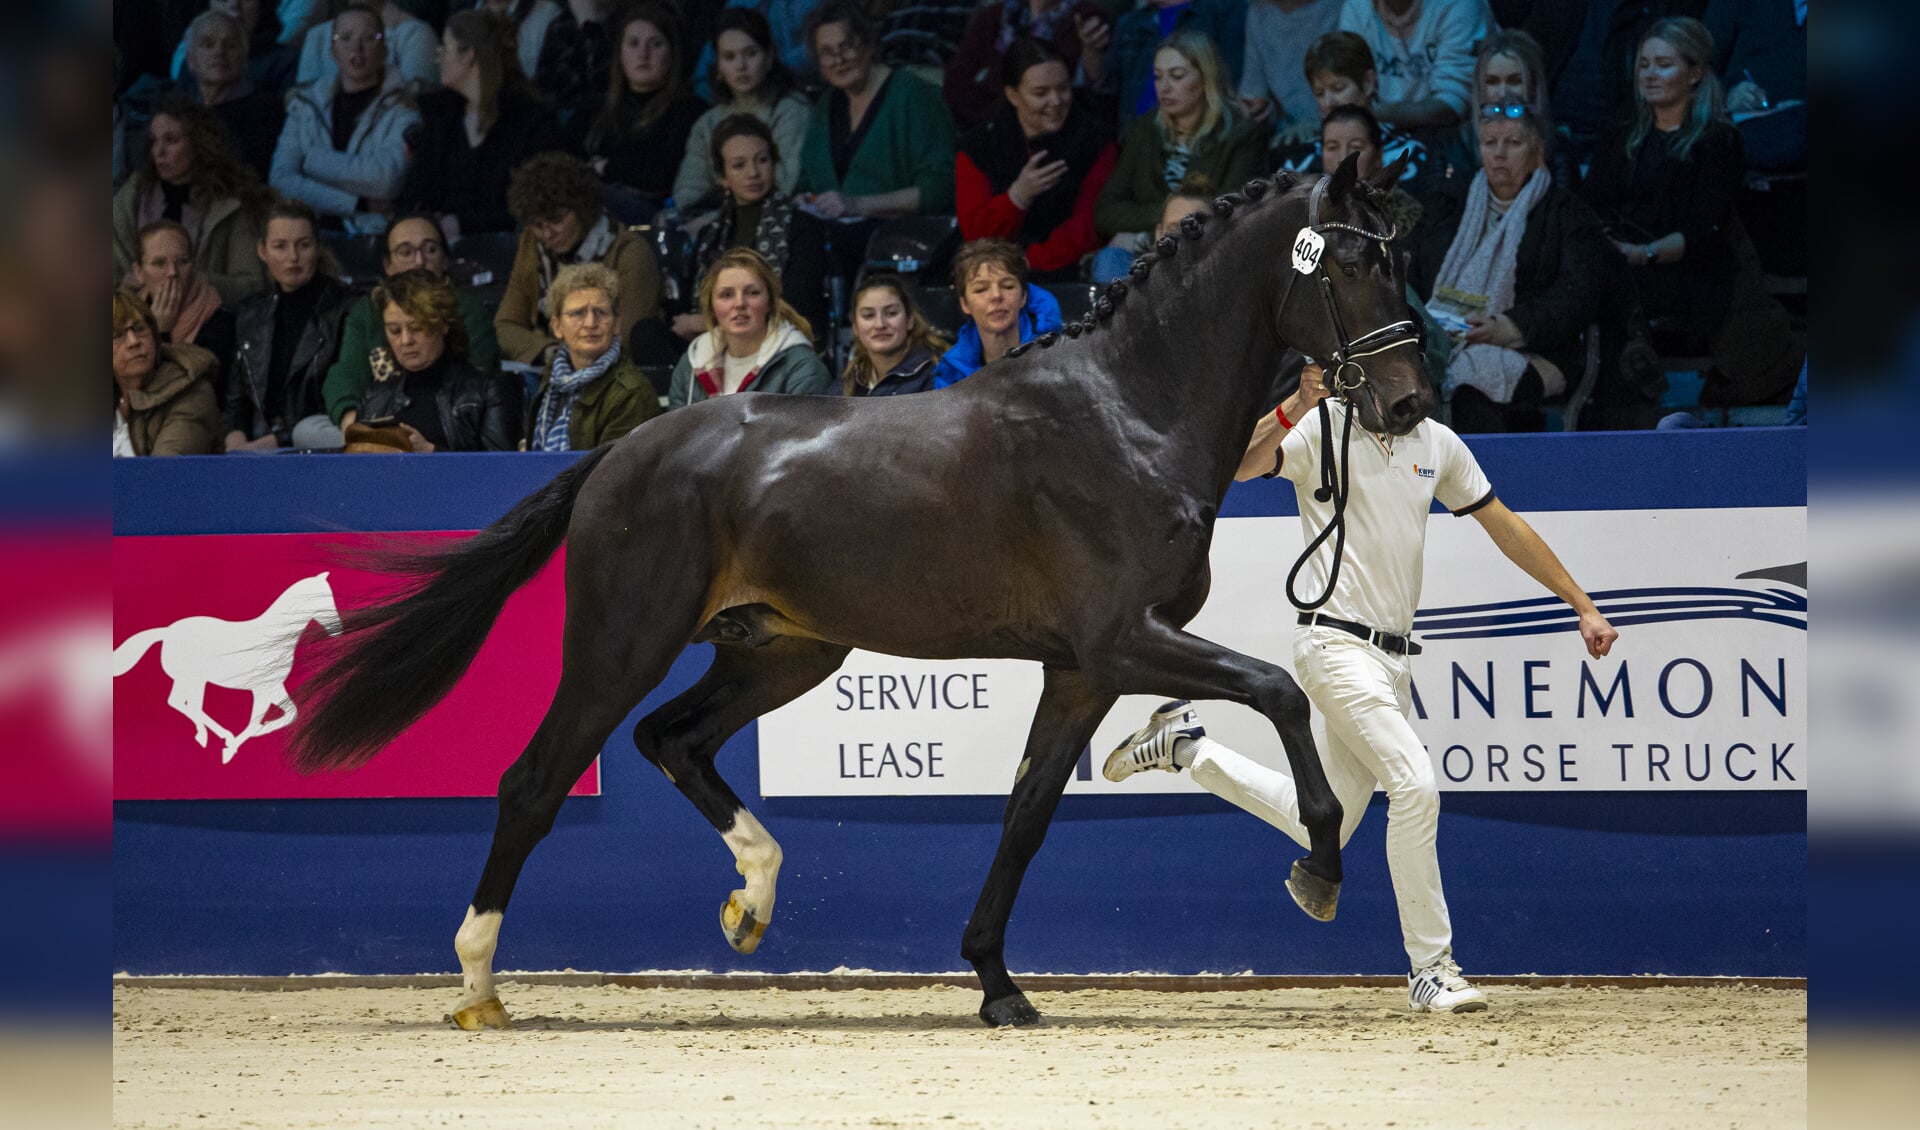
top-left (1297, 612), bottom-right (1422, 656)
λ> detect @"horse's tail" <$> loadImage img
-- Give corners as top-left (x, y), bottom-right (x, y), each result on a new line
top-left (288, 445), bottom-right (616, 773)
top-left (112, 627), bottom-right (167, 677)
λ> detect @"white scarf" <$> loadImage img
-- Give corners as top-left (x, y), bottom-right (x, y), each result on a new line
top-left (1430, 166), bottom-right (1552, 404)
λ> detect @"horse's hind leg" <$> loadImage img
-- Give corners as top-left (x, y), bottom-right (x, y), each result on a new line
top-left (962, 667), bottom-right (1116, 1027)
top-left (631, 636), bottom-right (850, 955)
top-left (454, 620), bottom-right (691, 1030)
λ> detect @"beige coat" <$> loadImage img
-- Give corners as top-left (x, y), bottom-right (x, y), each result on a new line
top-left (111, 178), bottom-right (267, 307)
top-left (123, 343), bottom-right (221, 456)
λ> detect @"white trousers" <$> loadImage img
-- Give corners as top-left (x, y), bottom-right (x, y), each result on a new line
top-left (1187, 626), bottom-right (1453, 969)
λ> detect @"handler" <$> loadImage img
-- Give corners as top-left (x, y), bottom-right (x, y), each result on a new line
top-left (1105, 364), bottom-right (1619, 1014)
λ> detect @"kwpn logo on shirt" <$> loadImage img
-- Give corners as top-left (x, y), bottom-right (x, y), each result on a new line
top-left (1411, 464), bottom-right (1437, 479)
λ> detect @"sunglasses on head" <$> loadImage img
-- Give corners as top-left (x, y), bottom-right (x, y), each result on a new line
top-left (1480, 101), bottom-right (1530, 120)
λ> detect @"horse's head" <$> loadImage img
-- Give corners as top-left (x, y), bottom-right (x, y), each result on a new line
top-left (1275, 153), bottom-right (1434, 436)
top-left (297, 571), bottom-right (346, 637)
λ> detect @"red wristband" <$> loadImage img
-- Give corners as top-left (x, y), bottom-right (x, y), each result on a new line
top-left (1275, 404), bottom-right (1295, 430)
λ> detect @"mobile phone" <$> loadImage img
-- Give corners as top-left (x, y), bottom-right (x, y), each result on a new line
top-left (357, 415), bottom-right (399, 429)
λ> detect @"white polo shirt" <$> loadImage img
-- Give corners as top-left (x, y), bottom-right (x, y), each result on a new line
top-left (1276, 400), bottom-right (1494, 635)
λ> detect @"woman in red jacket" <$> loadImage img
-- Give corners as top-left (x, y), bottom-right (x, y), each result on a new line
top-left (954, 37), bottom-right (1116, 283)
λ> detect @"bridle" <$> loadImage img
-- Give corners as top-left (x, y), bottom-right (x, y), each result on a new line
top-left (1280, 175), bottom-right (1422, 612)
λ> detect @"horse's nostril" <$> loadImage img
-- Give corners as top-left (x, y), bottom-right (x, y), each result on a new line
top-left (1389, 394), bottom-right (1422, 423)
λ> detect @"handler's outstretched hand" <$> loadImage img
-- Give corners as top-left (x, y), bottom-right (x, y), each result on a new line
top-left (1579, 610), bottom-right (1618, 659)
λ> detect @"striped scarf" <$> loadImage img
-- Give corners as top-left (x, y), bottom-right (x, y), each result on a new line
top-left (535, 336), bottom-right (622, 453)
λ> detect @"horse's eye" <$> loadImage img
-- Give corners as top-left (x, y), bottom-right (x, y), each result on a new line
top-left (1340, 263), bottom-right (1359, 279)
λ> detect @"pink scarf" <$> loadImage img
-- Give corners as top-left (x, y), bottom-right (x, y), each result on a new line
top-left (167, 274), bottom-right (223, 345)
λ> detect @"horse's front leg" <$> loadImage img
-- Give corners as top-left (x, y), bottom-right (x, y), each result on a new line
top-left (961, 668), bottom-right (1115, 1027)
top-left (1091, 621), bottom-right (1345, 915)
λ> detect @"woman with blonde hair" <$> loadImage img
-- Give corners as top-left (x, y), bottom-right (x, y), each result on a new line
top-left (1582, 16), bottom-right (1800, 408)
top-left (355, 268), bottom-right (523, 451)
top-left (667, 247), bottom-right (831, 408)
top-left (525, 261), bottom-right (661, 450)
top-left (113, 289), bottom-right (221, 457)
top-left (841, 274), bottom-right (948, 397)
top-left (1092, 28), bottom-right (1263, 282)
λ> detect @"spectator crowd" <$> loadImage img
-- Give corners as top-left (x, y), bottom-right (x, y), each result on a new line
top-left (112, 0), bottom-right (1808, 454)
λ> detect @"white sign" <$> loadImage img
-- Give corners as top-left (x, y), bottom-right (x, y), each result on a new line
top-left (758, 509), bottom-right (1806, 796)
top-left (1291, 228), bottom-right (1325, 275)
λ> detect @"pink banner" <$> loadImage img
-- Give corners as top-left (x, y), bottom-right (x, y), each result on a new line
top-left (112, 533), bottom-right (598, 800)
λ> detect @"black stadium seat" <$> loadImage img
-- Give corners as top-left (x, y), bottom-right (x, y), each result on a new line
top-left (863, 215), bottom-right (960, 282)
top-left (1041, 282), bottom-right (1099, 325)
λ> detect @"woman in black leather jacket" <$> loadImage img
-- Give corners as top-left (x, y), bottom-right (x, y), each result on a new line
top-left (357, 269), bottom-right (522, 452)
top-left (225, 200), bottom-right (355, 451)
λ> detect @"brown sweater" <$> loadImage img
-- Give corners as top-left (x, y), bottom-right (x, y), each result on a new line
top-left (493, 224), bottom-right (663, 364)
top-left (122, 343), bottom-right (221, 455)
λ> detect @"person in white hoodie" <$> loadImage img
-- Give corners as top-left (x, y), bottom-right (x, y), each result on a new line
top-left (1336, 0), bottom-right (1491, 129)
top-left (294, 0), bottom-right (438, 88)
top-left (271, 2), bottom-right (422, 235)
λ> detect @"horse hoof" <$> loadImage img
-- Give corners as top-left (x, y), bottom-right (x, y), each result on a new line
top-left (1286, 859), bottom-right (1340, 922)
top-left (720, 892), bottom-right (768, 955)
top-left (979, 992), bottom-right (1041, 1028)
top-left (451, 996), bottom-right (511, 1031)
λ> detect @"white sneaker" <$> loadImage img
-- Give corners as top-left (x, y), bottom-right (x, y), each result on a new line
top-left (1102, 700), bottom-right (1204, 782)
top-left (1408, 953), bottom-right (1488, 1013)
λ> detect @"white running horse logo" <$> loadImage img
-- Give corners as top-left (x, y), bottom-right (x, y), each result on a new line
top-left (113, 572), bottom-right (345, 763)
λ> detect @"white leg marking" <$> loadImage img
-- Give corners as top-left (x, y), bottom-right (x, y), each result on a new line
top-left (722, 808), bottom-right (783, 931)
top-left (454, 906), bottom-right (502, 1008)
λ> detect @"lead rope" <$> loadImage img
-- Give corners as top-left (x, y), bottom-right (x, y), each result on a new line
top-left (1285, 395), bottom-right (1355, 611)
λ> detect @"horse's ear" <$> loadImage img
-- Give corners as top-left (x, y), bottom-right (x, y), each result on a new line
top-left (1368, 153), bottom-right (1409, 191)
top-left (1327, 150), bottom-right (1361, 203)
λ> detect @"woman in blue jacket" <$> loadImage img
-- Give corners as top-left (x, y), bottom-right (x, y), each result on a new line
top-left (932, 239), bottom-right (1063, 388)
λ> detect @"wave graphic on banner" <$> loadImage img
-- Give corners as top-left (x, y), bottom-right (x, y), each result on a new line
top-left (1413, 563), bottom-right (1807, 640)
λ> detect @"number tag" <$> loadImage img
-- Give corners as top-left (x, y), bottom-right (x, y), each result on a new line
top-left (1292, 228), bottom-right (1325, 275)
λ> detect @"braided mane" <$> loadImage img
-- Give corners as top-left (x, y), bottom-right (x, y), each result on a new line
top-left (1004, 171), bottom-right (1313, 360)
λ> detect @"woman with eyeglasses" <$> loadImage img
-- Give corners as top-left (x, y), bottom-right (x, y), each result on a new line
top-left (323, 211), bottom-right (502, 430)
top-left (1580, 16), bottom-right (1800, 409)
top-left (1415, 101), bottom-right (1610, 433)
top-left (524, 261), bottom-right (661, 450)
top-left (271, 2), bottom-right (422, 233)
top-left (292, 0), bottom-right (438, 89)
top-left (794, 0), bottom-right (957, 224)
top-left (113, 289), bottom-right (222, 457)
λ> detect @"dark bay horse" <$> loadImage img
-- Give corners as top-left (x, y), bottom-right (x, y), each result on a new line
top-left (289, 156), bottom-right (1433, 1029)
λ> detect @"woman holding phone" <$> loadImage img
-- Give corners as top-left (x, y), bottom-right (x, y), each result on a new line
top-left (955, 36), bottom-right (1116, 281)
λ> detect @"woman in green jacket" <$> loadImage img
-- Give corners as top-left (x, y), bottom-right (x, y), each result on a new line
top-left (668, 247), bottom-right (831, 409)
top-left (1092, 29), bottom-right (1265, 282)
top-left (794, 0), bottom-right (956, 223)
top-left (525, 261), bottom-right (662, 451)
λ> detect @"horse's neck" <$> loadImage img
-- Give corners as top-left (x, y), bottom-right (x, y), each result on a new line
top-left (1077, 215), bottom-right (1298, 496)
